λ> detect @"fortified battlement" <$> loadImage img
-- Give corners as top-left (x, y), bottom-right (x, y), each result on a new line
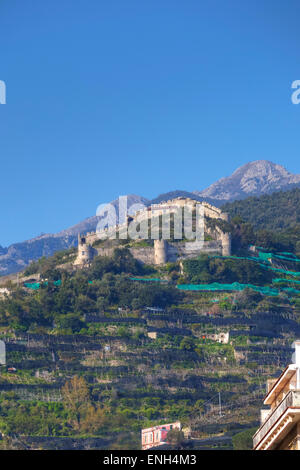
top-left (202, 201), bottom-right (229, 222)
top-left (74, 234), bottom-right (97, 266)
top-left (73, 198), bottom-right (231, 266)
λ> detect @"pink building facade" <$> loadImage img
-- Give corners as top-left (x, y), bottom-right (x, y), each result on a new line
top-left (141, 422), bottom-right (181, 450)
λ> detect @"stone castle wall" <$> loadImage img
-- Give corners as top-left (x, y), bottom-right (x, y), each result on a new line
top-left (129, 247), bottom-right (154, 265)
top-left (73, 197), bottom-right (231, 266)
top-left (92, 246), bottom-right (155, 265)
top-left (202, 201), bottom-right (229, 222)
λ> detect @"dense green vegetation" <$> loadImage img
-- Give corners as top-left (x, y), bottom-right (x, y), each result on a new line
top-left (2, 189), bottom-right (300, 449)
top-left (222, 188), bottom-right (300, 231)
top-left (232, 427), bottom-right (258, 450)
top-left (0, 239), bottom-right (298, 449)
top-left (23, 248), bottom-right (77, 277)
top-left (183, 255), bottom-right (274, 285)
top-left (0, 249), bottom-right (181, 332)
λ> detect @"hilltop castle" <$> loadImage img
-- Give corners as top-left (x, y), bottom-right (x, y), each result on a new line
top-left (74, 197), bottom-right (231, 266)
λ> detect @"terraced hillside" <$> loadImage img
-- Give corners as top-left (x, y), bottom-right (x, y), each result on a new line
top-left (0, 308), bottom-right (297, 450)
top-left (0, 242), bottom-right (300, 450)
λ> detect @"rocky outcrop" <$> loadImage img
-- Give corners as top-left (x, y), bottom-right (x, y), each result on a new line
top-left (194, 160), bottom-right (300, 202)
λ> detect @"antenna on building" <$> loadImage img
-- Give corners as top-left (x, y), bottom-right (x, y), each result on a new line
top-left (218, 392), bottom-right (222, 417)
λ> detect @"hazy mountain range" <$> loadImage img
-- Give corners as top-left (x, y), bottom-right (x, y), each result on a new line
top-left (1, 160), bottom-right (300, 276)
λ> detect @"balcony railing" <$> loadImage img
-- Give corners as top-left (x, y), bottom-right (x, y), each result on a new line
top-left (253, 390), bottom-right (300, 448)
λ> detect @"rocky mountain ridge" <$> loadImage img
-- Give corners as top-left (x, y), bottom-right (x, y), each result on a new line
top-left (1, 161), bottom-right (300, 275)
top-left (193, 160), bottom-right (300, 201)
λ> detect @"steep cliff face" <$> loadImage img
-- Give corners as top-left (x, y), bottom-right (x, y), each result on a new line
top-left (194, 160), bottom-right (300, 202)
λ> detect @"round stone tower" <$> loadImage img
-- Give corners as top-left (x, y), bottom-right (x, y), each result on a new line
top-left (154, 240), bottom-right (168, 265)
top-left (221, 232), bottom-right (231, 256)
top-left (74, 234), bottom-right (96, 266)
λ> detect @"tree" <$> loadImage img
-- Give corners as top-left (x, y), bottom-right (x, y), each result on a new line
top-left (61, 376), bottom-right (90, 429)
top-left (55, 313), bottom-right (85, 333)
top-left (166, 428), bottom-right (185, 449)
top-left (79, 404), bottom-right (107, 433)
top-left (234, 288), bottom-right (263, 310)
top-left (232, 427), bottom-right (257, 450)
top-left (179, 337), bottom-right (195, 351)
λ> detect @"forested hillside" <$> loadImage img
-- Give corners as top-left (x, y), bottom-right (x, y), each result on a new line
top-left (1, 240), bottom-right (300, 449)
top-left (222, 188), bottom-right (300, 232)
top-left (2, 190), bottom-right (300, 449)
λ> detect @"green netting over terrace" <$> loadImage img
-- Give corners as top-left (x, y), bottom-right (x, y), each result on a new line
top-left (206, 253), bottom-right (300, 277)
top-left (272, 278), bottom-right (300, 284)
top-left (270, 254), bottom-right (300, 263)
top-left (24, 280), bottom-right (62, 290)
top-left (129, 277), bottom-right (168, 282)
top-left (177, 282), bottom-right (300, 296)
top-left (255, 247), bottom-right (300, 263)
top-left (282, 287), bottom-right (300, 294)
top-left (209, 251), bottom-right (300, 266)
top-left (208, 254), bottom-right (268, 263)
top-left (24, 282), bottom-right (40, 290)
top-left (257, 251), bottom-right (273, 262)
top-left (259, 264), bottom-right (300, 277)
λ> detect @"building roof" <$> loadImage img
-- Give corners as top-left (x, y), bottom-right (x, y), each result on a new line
top-left (263, 364), bottom-right (297, 405)
top-left (142, 422), bottom-right (181, 433)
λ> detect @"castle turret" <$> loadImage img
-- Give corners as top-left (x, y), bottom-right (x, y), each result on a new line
top-left (154, 240), bottom-right (168, 265)
top-left (221, 232), bottom-right (231, 256)
top-left (74, 234), bottom-right (96, 266)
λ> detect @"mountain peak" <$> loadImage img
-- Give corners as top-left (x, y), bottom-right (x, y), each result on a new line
top-left (194, 160), bottom-right (300, 201)
top-left (232, 160), bottom-right (291, 178)
top-left (1, 161), bottom-right (300, 276)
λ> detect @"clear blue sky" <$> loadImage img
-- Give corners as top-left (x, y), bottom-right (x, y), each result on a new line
top-left (1, 0), bottom-right (300, 246)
